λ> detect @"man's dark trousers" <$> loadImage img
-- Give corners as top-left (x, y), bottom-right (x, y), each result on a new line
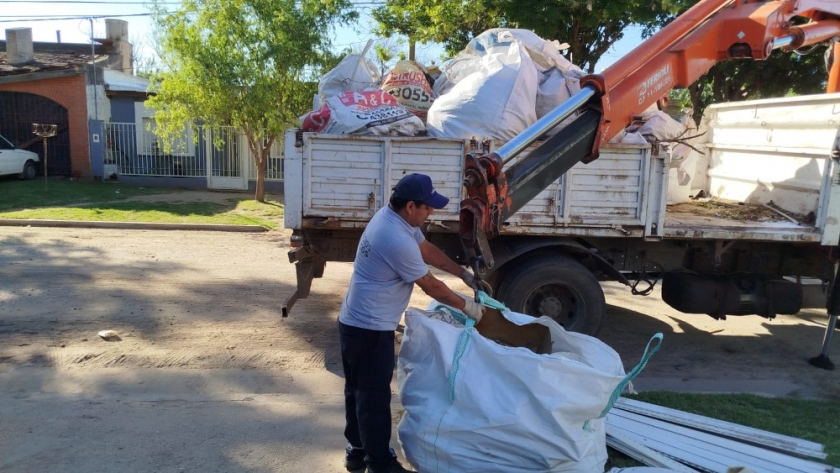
top-left (340, 321), bottom-right (396, 472)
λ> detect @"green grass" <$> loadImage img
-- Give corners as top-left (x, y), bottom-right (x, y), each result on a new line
top-left (0, 179), bottom-right (284, 229)
top-left (0, 179), bottom-right (172, 211)
top-left (608, 392), bottom-right (840, 468)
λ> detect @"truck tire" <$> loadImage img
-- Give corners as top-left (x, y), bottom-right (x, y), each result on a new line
top-left (495, 255), bottom-right (606, 335)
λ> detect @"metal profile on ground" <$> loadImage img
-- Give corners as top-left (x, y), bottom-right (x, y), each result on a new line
top-left (606, 408), bottom-right (834, 473)
top-left (606, 425), bottom-right (700, 472)
top-left (614, 397), bottom-right (827, 460)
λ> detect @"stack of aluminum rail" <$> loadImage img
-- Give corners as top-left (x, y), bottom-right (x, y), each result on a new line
top-left (606, 398), bottom-right (834, 473)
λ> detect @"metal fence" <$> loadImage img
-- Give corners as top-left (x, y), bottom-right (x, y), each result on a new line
top-left (105, 123), bottom-right (284, 181)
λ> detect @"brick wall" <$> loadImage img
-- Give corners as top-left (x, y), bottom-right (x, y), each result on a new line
top-left (0, 75), bottom-right (90, 177)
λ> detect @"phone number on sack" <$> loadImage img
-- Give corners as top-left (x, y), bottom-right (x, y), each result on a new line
top-left (354, 106), bottom-right (411, 122)
top-left (385, 86), bottom-right (432, 103)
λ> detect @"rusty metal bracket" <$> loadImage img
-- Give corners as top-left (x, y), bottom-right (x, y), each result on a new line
top-left (460, 152), bottom-right (506, 274)
top-left (282, 247), bottom-right (325, 317)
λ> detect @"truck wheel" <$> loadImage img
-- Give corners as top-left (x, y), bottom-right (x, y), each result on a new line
top-left (22, 161), bottom-right (37, 180)
top-left (495, 255), bottom-right (606, 335)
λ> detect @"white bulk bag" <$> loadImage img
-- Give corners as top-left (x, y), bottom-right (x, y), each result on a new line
top-left (318, 40), bottom-right (380, 103)
top-left (426, 30), bottom-right (540, 140)
top-left (536, 68), bottom-right (582, 136)
top-left (636, 111), bottom-right (686, 142)
top-left (667, 109), bottom-right (701, 204)
top-left (397, 303), bottom-right (661, 473)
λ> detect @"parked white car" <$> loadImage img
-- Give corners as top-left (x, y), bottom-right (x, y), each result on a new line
top-left (0, 134), bottom-right (39, 179)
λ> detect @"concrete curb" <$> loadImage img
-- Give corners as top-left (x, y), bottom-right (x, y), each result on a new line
top-left (0, 219), bottom-right (269, 233)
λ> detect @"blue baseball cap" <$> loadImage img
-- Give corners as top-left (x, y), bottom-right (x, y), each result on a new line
top-left (392, 173), bottom-right (450, 209)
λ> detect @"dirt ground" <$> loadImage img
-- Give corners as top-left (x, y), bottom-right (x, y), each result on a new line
top-left (1, 225), bottom-right (839, 472)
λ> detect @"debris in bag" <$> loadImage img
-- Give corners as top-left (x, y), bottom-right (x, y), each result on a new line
top-left (317, 39), bottom-right (380, 103)
top-left (424, 302), bottom-right (552, 354)
top-left (299, 89), bottom-right (425, 136)
top-left (380, 60), bottom-right (436, 121)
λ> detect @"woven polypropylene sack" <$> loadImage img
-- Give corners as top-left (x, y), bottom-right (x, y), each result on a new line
top-left (397, 306), bottom-right (627, 473)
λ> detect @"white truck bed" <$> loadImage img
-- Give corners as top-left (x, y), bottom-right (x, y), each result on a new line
top-left (284, 94), bottom-right (840, 246)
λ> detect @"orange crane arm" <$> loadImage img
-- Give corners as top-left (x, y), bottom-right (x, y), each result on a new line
top-left (460, 0), bottom-right (840, 278)
top-left (585, 0), bottom-right (840, 151)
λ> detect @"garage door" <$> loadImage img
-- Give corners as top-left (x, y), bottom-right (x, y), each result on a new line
top-left (0, 92), bottom-right (71, 176)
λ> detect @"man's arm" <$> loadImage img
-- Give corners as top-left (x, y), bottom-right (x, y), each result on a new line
top-left (414, 271), bottom-right (466, 309)
top-left (419, 240), bottom-right (485, 292)
top-left (419, 240), bottom-right (463, 277)
top-left (415, 271), bottom-right (485, 321)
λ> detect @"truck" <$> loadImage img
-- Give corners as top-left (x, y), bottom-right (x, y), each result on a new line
top-left (282, 0), bottom-right (840, 370)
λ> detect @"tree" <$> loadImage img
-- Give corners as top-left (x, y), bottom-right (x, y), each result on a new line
top-left (495, 0), bottom-right (690, 73)
top-left (372, 38), bottom-right (404, 76)
top-left (371, 0), bottom-right (687, 72)
top-left (371, 0), bottom-right (503, 61)
top-left (683, 46), bottom-right (828, 122)
top-left (146, 0), bottom-right (356, 201)
top-left (130, 33), bottom-right (162, 78)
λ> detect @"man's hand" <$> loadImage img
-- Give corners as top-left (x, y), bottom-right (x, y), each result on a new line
top-left (460, 269), bottom-right (492, 295)
top-left (459, 294), bottom-right (485, 323)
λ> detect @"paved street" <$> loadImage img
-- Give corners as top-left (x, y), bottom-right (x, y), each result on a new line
top-left (1, 226), bottom-right (838, 472)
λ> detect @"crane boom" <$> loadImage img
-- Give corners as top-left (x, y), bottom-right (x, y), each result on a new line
top-left (460, 0), bottom-right (840, 276)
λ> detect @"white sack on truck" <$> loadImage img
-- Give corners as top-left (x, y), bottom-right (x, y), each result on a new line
top-left (426, 29), bottom-right (540, 140)
top-left (427, 28), bottom-right (584, 140)
top-left (636, 110), bottom-right (686, 142)
top-left (397, 302), bottom-right (661, 473)
top-left (299, 89), bottom-right (425, 136)
top-left (380, 60), bottom-right (436, 121)
top-left (536, 68), bottom-right (582, 136)
top-left (317, 39), bottom-right (380, 104)
top-left (667, 109), bottom-right (702, 204)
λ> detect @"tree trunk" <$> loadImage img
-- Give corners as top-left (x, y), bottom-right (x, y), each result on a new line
top-left (242, 126), bottom-right (275, 203)
top-left (255, 146), bottom-right (267, 203)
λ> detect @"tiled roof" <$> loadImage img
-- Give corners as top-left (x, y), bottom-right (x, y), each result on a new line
top-left (0, 42), bottom-right (107, 76)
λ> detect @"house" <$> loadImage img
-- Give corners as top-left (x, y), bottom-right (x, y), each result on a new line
top-left (1, 21), bottom-right (285, 192)
top-left (0, 20), bottom-right (132, 179)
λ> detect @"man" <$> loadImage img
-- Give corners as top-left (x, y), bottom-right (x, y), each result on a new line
top-left (339, 173), bottom-right (485, 473)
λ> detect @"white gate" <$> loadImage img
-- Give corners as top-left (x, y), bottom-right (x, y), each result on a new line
top-left (206, 127), bottom-right (248, 190)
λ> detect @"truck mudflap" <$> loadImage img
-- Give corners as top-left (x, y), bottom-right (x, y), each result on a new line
top-left (281, 247), bottom-right (325, 317)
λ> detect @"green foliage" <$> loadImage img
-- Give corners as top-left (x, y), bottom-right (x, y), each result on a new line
top-left (371, 0), bottom-right (829, 117)
top-left (371, 0), bottom-right (688, 72)
top-left (371, 0), bottom-right (503, 60)
top-left (493, 0), bottom-right (690, 72)
top-left (686, 47), bottom-right (828, 121)
top-left (146, 0), bottom-right (356, 200)
top-left (374, 42), bottom-right (396, 76)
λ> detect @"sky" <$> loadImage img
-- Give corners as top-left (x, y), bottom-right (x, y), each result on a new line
top-left (0, 0), bottom-right (640, 72)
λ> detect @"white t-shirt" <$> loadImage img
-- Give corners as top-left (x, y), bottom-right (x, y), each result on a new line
top-left (338, 206), bottom-right (427, 331)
